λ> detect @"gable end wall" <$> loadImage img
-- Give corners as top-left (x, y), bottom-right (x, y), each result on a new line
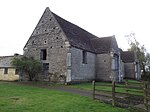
top-left (23, 9), bottom-right (69, 82)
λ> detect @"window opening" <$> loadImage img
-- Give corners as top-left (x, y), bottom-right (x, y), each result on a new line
top-left (4, 68), bottom-right (8, 74)
top-left (40, 49), bottom-right (47, 60)
top-left (82, 51), bottom-right (87, 64)
top-left (15, 69), bottom-right (19, 74)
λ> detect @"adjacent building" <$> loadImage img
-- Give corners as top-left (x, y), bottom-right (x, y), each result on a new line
top-left (0, 55), bottom-right (19, 81)
top-left (121, 51), bottom-right (141, 79)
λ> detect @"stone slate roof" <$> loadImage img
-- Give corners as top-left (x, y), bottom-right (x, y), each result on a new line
top-left (0, 55), bottom-right (22, 68)
top-left (90, 37), bottom-right (113, 54)
top-left (52, 9), bottom-right (115, 54)
top-left (121, 51), bottom-right (136, 63)
top-left (52, 12), bottom-right (97, 53)
top-left (0, 56), bottom-right (14, 68)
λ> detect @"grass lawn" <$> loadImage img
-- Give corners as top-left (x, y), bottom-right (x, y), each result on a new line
top-left (0, 81), bottom-right (130, 112)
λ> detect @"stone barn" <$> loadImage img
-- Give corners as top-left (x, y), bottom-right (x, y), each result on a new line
top-left (24, 7), bottom-right (123, 83)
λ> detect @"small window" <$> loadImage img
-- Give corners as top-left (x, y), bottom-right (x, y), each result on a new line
top-left (56, 37), bottom-right (58, 39)
top-left (15, 69), bottom-right (19, 74)
top-left (82, 51), bottom-right (87, 64)
top-left (4, 68), bottom-right (8, 74)
top-left (50, 46), bottom-right (53, 48)
top-left (61, 46), bottom-right (63, 48)
top-left (40, 49), bottom-right (47, 60)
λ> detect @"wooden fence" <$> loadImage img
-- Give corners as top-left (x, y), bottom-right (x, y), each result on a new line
top-left (92, 80), bottom-right (150, 111)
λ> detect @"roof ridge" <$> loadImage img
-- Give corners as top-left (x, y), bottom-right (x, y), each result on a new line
top-left (51, 12), bottom-right (99, 39)
top-left (52, 11), bottom-right (98, 52)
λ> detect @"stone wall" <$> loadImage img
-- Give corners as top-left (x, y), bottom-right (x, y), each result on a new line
top-left (24, 9), bottom-right (69, 83)
top-left (70, 47), bottom-right (96, 82)
top-left (124, 63), bottom-right (135, 79)
top-left (96, 54), bottom-right (112, 81)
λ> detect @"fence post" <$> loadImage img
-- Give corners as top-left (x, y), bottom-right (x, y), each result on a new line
top-left (144, 82), bottom-right (148, 111)
top-left (125, 80), bottom-right (131, 106)
top-left (125, 80), bottom-right (128, 93)
top-left (112, 80), bottom-right (115, 106)
top-left (92, 80), bottom-right (95, 100)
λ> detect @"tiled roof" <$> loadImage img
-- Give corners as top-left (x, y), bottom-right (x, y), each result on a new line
top-left (121, 51), bottom-right (136, 63)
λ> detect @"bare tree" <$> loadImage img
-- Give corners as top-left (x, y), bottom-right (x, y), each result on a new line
top-left (125, 32), bottom-right (150, 74)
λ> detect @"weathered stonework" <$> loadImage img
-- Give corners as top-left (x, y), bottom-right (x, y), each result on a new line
top-left (23, 7), bottom-right (141, 83)
top-left (96, 54), bottom-right (112, 81)
top-left (124, 63), bottom-right (134, 79)
top-left (24, 8), bottom-right (69, 83)
top-left (70, 47), bottom-right (95, 82)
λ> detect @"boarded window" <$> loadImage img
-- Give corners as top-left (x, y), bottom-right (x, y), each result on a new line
top-left (66, 69), bottom-right (71, 82)
top-left (67, 53), bottom-right (71, 66)
top-left (112, 58), bottom-right (116, 70)
top-left (4, 68), bottom-right (8, 74)
top-left (112, 54), bottom-right (119, 70)
top-left (82, 51), bottom-right (87, 64)
top-left (40, 49), bottom-right (47, 60)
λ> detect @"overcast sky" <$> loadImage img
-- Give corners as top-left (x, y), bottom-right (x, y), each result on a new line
top-left (0, 0), bottom-right (150, 56)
